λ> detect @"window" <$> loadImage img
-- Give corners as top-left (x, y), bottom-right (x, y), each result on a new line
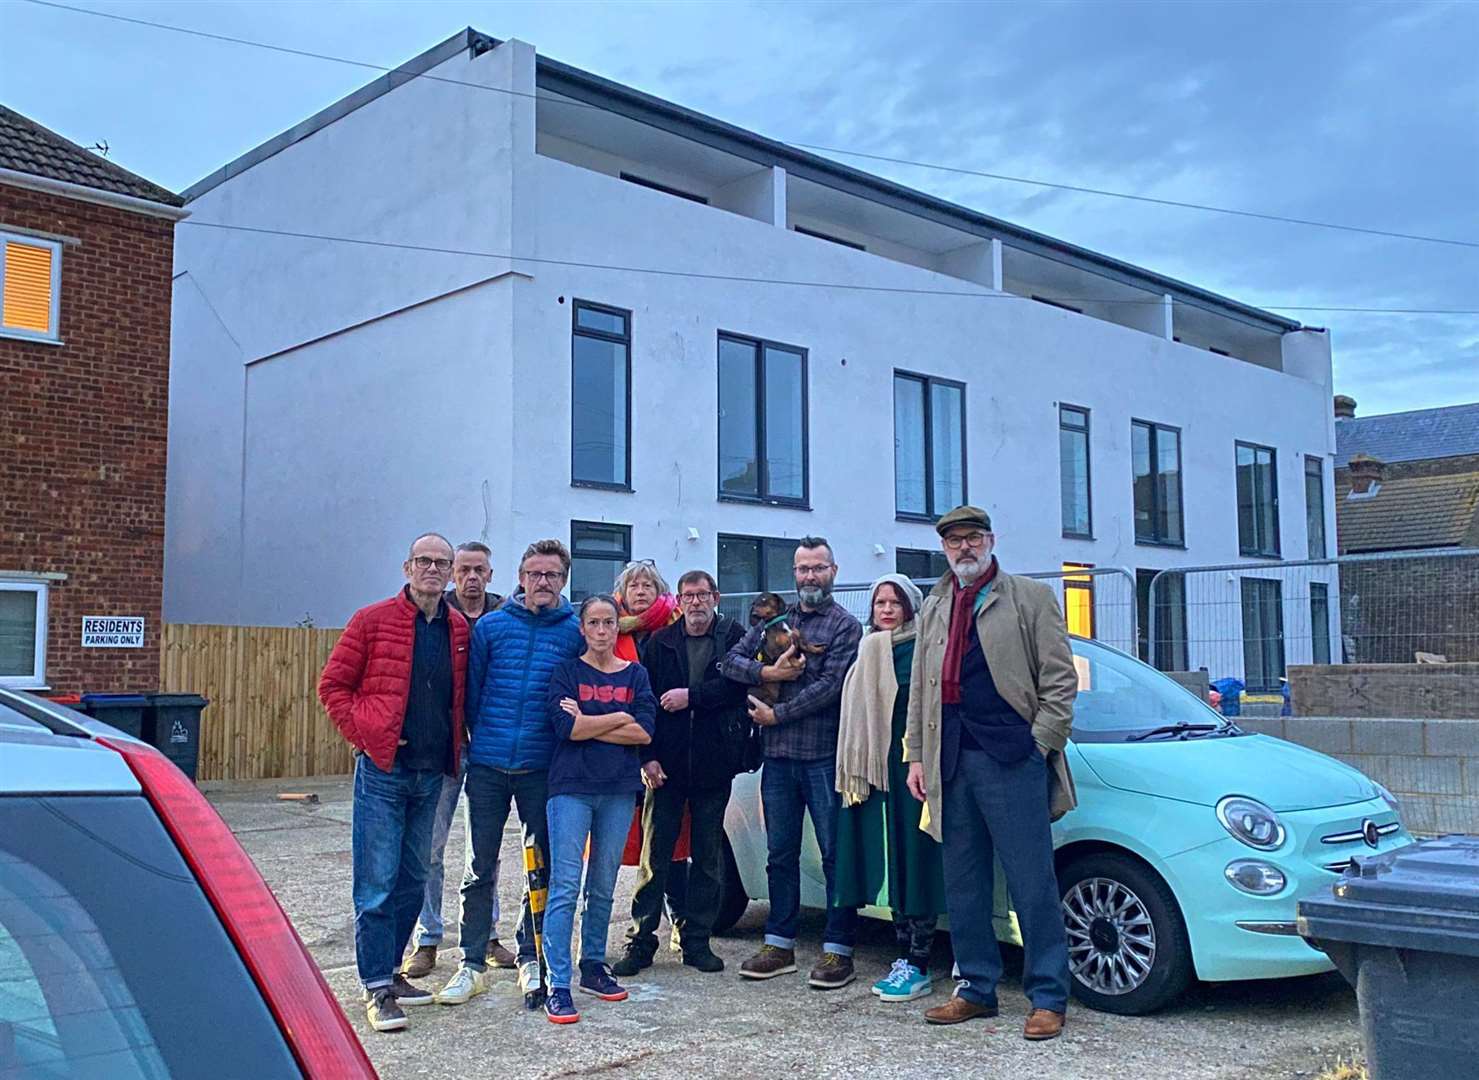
top-left (1059, 404), bottom-right (1092, 538)
top-left (1240, 577), bottom-right (1285, 692)
top-left (1310, 582), bottom-right (1331, 665)
top-left (1135, 569), bottom-right (1187, 670)
top-left (0, 581), bottom-right (47, 688)
top-left (717, 534), bottom-right (797, 596)
top-left (1236, 442), bottom-right (1280, 557)
top-left (1, 233), bottom-right (62, 341)
top-left (897, 548), bottom-right (949, 582)
top-left (569, 521), bottom-right (631, 602)
top-left (894, 372), bottom-right (966, 519)
top-left (1062, 563), bottom-right (1094, 638)
top-left (1305, 456), bottom-right (1327, 560)
top-left (718, 334), bottom-right (808, 505)
top-left (1132, 420), bottom-right (1184, 546)
top-left (619, 172), bottom-right (708, 204)
top-left (570, 301), bottom-right (631, 489)
top-left (793, 225), bottom-right (865, 251)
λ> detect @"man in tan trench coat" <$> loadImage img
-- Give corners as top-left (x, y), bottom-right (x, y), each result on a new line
top-left (904, 505), bottom-right (1078, 1040)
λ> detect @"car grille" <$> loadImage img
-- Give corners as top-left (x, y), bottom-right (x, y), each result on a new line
top-left (1308, 811), bottom-right (1403, 874)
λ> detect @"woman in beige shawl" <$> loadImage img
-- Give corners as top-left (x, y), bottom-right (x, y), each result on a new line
top-left (832, 574), bottom-right (947, 1002)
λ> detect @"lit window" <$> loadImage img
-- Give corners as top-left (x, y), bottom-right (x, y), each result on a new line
top-left (1, 233), bottom-right (62, 341)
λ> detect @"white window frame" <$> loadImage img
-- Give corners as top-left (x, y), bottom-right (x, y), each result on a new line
top-left (0, 230), bottom-right (64, 344)
top-left (0, 580), bottom-right (48, 688)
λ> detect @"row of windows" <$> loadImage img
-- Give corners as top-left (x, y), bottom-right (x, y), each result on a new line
top-left (1058, 405), bottom-right (1329, 559)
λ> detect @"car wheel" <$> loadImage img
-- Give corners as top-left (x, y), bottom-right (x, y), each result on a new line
top-left (712, 837), bottom-right (750, 936)
top-left (1058, 852), bottom-right (1192, 1015)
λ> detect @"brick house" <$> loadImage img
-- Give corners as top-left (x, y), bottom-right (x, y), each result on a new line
top-left (0, 105), bottom-right (185, 694)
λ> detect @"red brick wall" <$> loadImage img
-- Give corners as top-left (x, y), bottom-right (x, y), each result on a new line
top-left (0, 183), bottom-right (175, 694)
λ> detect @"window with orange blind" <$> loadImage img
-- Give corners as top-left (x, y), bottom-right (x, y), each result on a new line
top-left (1062, 562), bottom-right (1095, 639)
top-left (1, 234), bottom-right (61, 339)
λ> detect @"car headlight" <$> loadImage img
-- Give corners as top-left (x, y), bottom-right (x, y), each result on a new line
top-left (1216, 795), bottom-right (1286, 851)
top-left (1225, 859), bottom-right (1287, 895)
top-left (1374, 782), bottom-right (1401, 814)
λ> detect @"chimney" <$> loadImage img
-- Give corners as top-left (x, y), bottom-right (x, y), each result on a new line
top-left (1334, 395), bottom-right (1357, 420)
top-left (1347, 454), bottom-right (1384, 494)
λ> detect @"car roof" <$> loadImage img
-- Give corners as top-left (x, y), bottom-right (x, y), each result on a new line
top-left (0, 689), bottom-right (142, 795)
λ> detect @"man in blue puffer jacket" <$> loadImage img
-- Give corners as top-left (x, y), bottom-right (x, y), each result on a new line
top-left (438, 539), bottom-right (582, 1007)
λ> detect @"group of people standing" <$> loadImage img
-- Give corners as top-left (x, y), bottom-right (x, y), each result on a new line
top-left (318, 503), bottom-right (1079, 1042)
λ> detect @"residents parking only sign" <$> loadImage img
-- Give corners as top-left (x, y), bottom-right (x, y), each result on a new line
top-left (81, 616), bottom-right (145, 648)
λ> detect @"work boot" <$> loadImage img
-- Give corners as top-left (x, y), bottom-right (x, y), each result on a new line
top-left (611, 943), bottom-right (654, 977)
top-left (402, 945), bottom-right (436, 980)
top-left (682, 946), bottom-right (725, 973)
top-left (808, 951), bottom-right (856, 990)
top-left (738, 944), bottom-right (796, 980)
top-left (487, 939), bottom-right (517, 968)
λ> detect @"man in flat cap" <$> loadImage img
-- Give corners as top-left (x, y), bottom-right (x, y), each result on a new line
top-left (903, 505), bottom-right (1078, 1040)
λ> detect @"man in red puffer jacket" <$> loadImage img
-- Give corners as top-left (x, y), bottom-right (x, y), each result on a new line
top-left (318, 532), bottom-right (470, 1034)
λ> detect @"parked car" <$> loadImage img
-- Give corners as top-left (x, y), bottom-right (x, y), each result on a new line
top-left (0, 688), bottom-right (376, 1078)
top-left (717, 636), bottom-right (1411, 1015)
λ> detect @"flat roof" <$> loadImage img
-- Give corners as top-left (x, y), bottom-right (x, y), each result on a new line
top-left (183, 28), bottom-right (1302, 334)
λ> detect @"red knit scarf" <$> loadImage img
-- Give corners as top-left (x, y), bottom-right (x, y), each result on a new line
top-left (941, 557), bottom-right (999, 705)
top-left (615, 594), bottom-right (679, 661)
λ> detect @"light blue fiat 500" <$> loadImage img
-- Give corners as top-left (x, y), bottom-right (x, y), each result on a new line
top-left (717, 635), bottom-right (1411, 1015)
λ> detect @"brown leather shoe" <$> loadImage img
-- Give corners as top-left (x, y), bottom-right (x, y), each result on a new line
top-left (924, 995), bottom-right (999, 1025)
top-left (487, 939), bottom-right (517, 969)
top-left (402, 944), bottom-right (436, 980)
top-left (1023, 1008), bottom-right (1065, 1040)
top-left (738, 944), bottom-right (797, 979)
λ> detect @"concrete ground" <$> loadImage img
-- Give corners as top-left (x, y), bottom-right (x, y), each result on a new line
top-left (212, 777), bottom-right (1363, 1080)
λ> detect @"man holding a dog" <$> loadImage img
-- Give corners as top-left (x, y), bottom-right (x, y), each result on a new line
top-left (904, 505), bottom-right (1078, 1040)
top-left (721, 536), bottom-right (864, 989)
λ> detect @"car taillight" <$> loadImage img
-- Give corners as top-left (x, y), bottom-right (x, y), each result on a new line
top-left (99, 737), bottom-right (376, 1079)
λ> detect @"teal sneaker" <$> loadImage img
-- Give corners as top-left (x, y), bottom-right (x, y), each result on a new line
top-left (872, 958), bottom-right (910, 996)
top-left (877, 962), bottom-right (933, 1002)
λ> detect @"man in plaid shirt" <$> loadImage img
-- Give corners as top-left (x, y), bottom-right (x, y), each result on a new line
top-left (721, 536), bottom-right (863, 989)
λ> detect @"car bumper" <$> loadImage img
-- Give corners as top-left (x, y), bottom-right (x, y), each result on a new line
top-left (1165, 796), bottom-right (1410, 983)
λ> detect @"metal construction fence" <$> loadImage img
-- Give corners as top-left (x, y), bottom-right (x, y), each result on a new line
top-left (1147, 548), bottom-right (1479, 717)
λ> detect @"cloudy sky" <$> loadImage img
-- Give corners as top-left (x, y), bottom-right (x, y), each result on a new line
top-left (5, 0), bottom-right (1475, 413)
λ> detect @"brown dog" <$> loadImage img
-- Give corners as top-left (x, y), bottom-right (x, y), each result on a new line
top-left (747, 593), bottom-right (826, 704)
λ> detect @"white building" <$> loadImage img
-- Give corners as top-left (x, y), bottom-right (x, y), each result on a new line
top-left (166, 29), bottom-right (1337, 682)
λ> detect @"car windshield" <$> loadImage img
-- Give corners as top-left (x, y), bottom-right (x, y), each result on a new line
top-left (1069, 638), bottom-right (1234, 743)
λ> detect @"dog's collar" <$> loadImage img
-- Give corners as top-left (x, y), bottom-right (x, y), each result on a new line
top-left (760, 612), bottom-right (791, 630)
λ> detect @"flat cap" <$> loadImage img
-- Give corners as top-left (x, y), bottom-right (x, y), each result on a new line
top-left (935, 505), bottom-right (992, 535)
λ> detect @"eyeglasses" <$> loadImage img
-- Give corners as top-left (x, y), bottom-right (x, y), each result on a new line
top-left (412, 556), bottom-right (453, 571)
top-left (794, 563), bottom-right (834, 578)
top-left (623, 558), bottom-right (658, 570)
top-left (678, 591), bottom-right (715, 604)
top-left (942, 531), bottom-right (990, 550)
top-left (523, 570), bottom-right (566, 583)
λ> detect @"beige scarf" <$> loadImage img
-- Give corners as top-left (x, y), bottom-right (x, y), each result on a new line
top-left (836, 619), bottom-right (918, 806)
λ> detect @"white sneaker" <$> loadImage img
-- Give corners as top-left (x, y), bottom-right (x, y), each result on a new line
top-left (518, 959), bottom-right (542, 996)
top-left (435, 965), bottom-right (486, 1006)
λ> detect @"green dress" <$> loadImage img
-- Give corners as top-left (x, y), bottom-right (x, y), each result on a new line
top-left (832, 638), bottom-right (947, 916)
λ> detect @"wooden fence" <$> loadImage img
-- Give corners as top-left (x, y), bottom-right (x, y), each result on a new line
top-left (159, 624), bottom-right (351, 781)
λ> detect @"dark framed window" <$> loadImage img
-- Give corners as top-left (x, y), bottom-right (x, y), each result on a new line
top-left (718, 334), bottom-right (808, 506)
top-left (897, 548), bottom-right (949, 582)
top-left (569, 521), bottom-right (631, 602)
top-left (1132, 420), bottom-right (1184, 546)
top-left (793, 225), bottom-right (865, 251)
top-left (1240, 577), bottom-right (1285, 692)
top-left (1236, 442), bottom-right (1280, 557)
top-left (1310, 582), bottom-right (1331, 665)
top-left (571, 301), bottom-right (631, 490)
top-left (619, 172), bottom-right (708, 204)
top-left (1136, 569), bottom-right (1187, 670)
top-left (717, 534), bottom-right (797, 596)
top-left (1059, 404), bottom-right (1092, 538)
top-left (1305, 455), bottom-right (1327, 560)
top-left (894, 371), bottom-right (966, 520)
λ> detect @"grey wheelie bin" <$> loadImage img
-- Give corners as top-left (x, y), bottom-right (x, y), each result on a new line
top-left (1297, 835), bottom-right (1479, 1080)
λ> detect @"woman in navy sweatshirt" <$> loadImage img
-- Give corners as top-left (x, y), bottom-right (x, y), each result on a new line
top-left (542, 593), bottom-right (657, 1024)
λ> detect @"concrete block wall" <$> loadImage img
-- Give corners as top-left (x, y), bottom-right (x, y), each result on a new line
top-left (1236, 715), bottom-right (1479, 834)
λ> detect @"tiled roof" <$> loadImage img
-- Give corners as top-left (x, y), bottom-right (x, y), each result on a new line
top-left (1335, 402), bottom-right (1479, 467)
top-left (0, 104), bottom-right (182, 207)
top-left (1335, 470), bottom-right (1479, 553)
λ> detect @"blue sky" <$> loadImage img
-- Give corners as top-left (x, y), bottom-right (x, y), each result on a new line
top-left (5, 0), bottom-right (1475, 415)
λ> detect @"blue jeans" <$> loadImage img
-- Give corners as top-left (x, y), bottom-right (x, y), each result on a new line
top-left (414, 762), bottom-right (501, 948)
top-left (351, 755), bottom-right (445, 989)
top-left (942, 748), bottom-right (1070, 1012)
top-left (543, 792), bottom-right (632, 990)
top-left (760, 756), bottom-right (857, 955)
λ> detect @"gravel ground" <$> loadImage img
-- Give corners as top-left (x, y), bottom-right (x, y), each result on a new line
top-left (213, 777), bottom-right (1362, 1080)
